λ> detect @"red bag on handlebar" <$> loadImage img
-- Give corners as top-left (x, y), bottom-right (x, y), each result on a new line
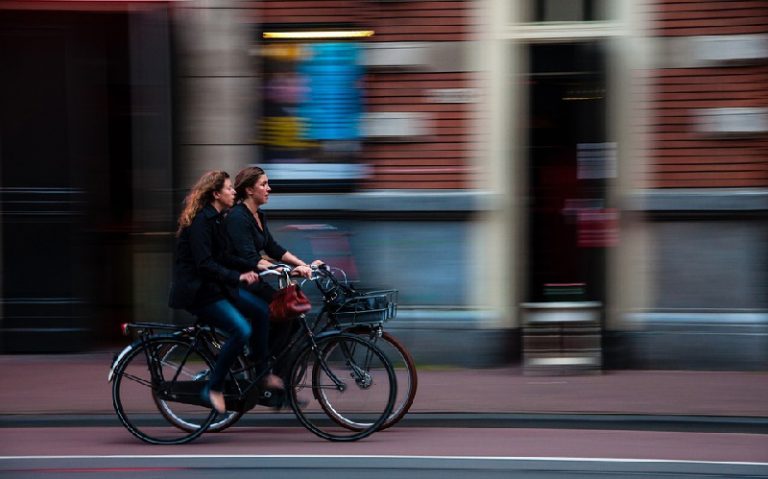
top-left (269, 283), bottom-right (311, 322)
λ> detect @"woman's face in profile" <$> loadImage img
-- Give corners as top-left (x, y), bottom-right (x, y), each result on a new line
top-left (215, 178), bottom-right (236, 209)
top-left (251, 175), bottom-right (271, 206)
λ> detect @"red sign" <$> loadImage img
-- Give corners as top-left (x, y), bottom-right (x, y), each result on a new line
top-left (577, 208), bottom-right (618, 248)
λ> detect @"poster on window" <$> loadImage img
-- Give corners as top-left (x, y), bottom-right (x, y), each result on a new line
top-left (259, 40), bottom-right (367, 191)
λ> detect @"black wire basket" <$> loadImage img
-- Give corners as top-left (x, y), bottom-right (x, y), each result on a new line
top-left (330, 288), bottom-right (398, 325)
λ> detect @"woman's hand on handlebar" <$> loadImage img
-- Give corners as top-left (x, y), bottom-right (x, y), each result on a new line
top-left (239, 271), bottom-right (260, 285)
top-left (293, 264), bottom-right (313, 279)
top-left (294, 260), bottom-right (325, 278)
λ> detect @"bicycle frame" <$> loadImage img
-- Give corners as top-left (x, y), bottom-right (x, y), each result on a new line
top-left (220, 312), bottom-right (355, 411)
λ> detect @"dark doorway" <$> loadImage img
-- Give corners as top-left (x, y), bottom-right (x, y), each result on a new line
top-left (526, 42), bottom-right (612, 303)
top-left (0, 10), bottom-right (135, 351)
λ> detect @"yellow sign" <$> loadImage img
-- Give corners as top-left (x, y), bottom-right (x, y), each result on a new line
top-left (261, 116), bottom-right (318, 148)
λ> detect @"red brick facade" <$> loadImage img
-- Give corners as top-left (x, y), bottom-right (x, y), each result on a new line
top-left (650, 0), bottom-right (768, 36)
top-left (646, 0), bottom-right (768, 188)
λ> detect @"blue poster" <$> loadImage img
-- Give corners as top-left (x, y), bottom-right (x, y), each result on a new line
top-left (298, 43), bottom-right (362, 141)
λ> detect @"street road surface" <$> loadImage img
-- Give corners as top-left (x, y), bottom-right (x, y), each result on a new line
top-left (2, 455), bottom-right (767, 479)
top-left (1, 426), bottom-right (766, 478)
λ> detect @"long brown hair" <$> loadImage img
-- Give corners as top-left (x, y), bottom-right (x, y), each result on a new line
top-left (176, 170), bottom-right (230, 236)
top-left (234, 166), bottom-right (265, 201)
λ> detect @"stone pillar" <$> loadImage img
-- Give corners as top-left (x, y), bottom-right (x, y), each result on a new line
top-left (175, 1), bottom-right (259, 190)
top-left (129, 6), bottom-right (177, 325)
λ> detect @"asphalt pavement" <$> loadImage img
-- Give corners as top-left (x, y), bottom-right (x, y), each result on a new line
top-left (1, 351), bottom-right (766, 432)
top-left (3, 427), bottom-right (767, 475)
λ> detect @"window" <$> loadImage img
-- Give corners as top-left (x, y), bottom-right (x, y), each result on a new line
top-left (258, 28), bottom-right (368, 191)
top-left (529, 0), bottom-right (609, 22)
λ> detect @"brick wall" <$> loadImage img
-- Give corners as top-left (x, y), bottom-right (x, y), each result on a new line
top-left (254, 1), bottom-right (472, 41)
top-left (252, 0), bottom-right (476, 189)
top-left (645, 0), bottom-right (768, 188)
top-left (364, 71), bottom-right (476, 189)
top-left (650, 0), bottom-right (768, 36)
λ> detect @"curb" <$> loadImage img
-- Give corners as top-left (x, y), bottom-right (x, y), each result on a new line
top-left (2, 413), bottom-right (766, 434)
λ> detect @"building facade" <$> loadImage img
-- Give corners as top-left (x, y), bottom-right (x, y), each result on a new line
top-left (1, 0), bottom-right (766, 369)
top-left (625, 0), bottom-right (768, 369)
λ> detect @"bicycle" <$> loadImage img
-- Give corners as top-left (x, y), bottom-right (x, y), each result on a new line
top-left (108, 268), bottom-right (397, 445)
top-left (165, 263), bottom-right (417, 433)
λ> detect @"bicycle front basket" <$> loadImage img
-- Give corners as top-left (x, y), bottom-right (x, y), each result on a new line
top-left (332, 289), bottom-right (398, 325)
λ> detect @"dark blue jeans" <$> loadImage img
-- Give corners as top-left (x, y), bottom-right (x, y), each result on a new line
top-left (191, 288), bottom-right (270, 392)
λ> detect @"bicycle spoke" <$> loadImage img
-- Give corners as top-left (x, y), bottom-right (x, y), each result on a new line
top-left (120, 372), bottom-right (154, 389)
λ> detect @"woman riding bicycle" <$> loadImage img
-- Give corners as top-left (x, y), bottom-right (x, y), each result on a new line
top-left (223, 166), bottom-right (324, 363)
top-left (225, 166), bottom-right (324, 284)
top-left (168, 170), bottom-right (283, 414)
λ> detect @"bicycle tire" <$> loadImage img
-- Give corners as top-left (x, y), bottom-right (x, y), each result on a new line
top-left (112, 337), bottom-right (217, 445)
top-left (344, 329), bottom-right (417, 430)
top-left (156, 330), bottom-right (247, 433)
top-left (288, 333), bottom-right (396, 441)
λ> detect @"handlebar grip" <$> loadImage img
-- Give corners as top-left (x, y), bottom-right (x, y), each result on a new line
top-left (259, 270), bottom-right (283, 277)
top-left (266, 263), bottom-right (291, 271)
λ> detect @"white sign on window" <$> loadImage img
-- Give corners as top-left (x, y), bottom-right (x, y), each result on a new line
top-left (577, 142), bottom-right (617, 179)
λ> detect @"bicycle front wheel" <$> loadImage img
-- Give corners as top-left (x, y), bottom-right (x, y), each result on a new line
top-left (112, 337), bottom-right (217, 445)
top-left (348, 329), bottom-right (417, 430)
top-left (289, 333), bottom-right (396, 441)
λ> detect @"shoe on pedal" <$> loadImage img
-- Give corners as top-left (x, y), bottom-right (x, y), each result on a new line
top-left (201, 385), bottom-right (227, 414)
top-left (261, 373), bottom-right (284, 391)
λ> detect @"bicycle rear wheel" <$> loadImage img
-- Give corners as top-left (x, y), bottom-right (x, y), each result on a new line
top-left (112, 337), bottom-right (217, 444)
top-left (288, 333), bottom-right (396, 441)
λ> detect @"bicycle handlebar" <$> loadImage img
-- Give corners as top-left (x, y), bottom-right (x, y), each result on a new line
top-left (259, 263), bottom-right (330, 278)
top-left (258, 263), bottom-right (293, 277)
top-left (257, 263), bottom-right (344, 293)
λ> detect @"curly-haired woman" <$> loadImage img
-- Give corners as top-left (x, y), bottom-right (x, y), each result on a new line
top-left (168, 170), bottom-right (282, 414)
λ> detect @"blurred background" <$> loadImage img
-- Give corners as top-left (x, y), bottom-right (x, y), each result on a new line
top-left (0, 0), bottom-right (766, 372)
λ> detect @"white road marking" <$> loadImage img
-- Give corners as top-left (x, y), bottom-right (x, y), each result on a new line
top-left (0, 455), bottom-right (766, 466)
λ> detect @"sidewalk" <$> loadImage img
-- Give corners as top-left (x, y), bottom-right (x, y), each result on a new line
top-left (1, 351), bottom-right (766, 421)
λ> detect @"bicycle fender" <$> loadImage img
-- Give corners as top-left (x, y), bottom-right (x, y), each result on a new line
top-left (107, 343), bottom-right (134, 382)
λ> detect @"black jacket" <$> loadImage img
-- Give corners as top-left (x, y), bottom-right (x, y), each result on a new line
top-left (224, 203), bottom-right (287, 266)
top-left (168, 203), bottom-right (253, 310)
top-left (223, 203), bottom-right (287, 303)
